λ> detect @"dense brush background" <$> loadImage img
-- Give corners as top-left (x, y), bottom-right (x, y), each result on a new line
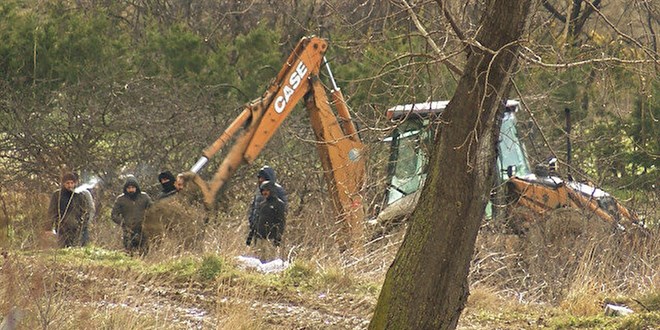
top-left (1, 0), bottom-right (659, 328)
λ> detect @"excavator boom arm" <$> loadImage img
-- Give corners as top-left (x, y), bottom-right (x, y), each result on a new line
top-left (187, 37), bottom-right (365, 250)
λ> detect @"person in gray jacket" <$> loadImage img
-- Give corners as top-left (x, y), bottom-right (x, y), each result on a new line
top-left (78, 188), bottom-right (95, 246)
top-left (111, 176), bottom-right (153, 254)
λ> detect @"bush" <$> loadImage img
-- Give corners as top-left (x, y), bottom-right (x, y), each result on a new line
top-left (198, 255), bottom-right (224, 281)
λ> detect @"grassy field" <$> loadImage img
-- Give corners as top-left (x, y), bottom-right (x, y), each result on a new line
top-left (1, 190), bottom-right (659, 329)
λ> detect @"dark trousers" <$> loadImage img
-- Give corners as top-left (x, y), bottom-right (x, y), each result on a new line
top-left (122, 226), bottom-right (147, 255)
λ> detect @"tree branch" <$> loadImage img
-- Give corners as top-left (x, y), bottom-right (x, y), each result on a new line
top-left (520, 47), bottom-right (660, 68)
top-left (541, 0), bottom-right (566, 22)
top-left (573, 0), bottom-right (601, 37)
top-left (398, 0), bottom-right (463, 76)
top-left (584, 1), bottom-right (657, 59)
top-left (434, 0), bottom-right (466, 42)
top-left (643, 1), bottom-right (659, 73)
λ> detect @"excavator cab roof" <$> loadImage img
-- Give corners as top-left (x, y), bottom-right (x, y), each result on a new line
top-left (386, 100), bottom-right (520, 120)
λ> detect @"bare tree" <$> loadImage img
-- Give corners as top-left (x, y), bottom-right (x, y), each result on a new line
top-left (369, 0), bottom-right (534, 328)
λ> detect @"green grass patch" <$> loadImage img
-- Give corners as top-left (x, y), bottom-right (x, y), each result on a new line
top-left (23, 245), bottom-right (141, 269)
top-left (197, 254), bottom-right (224, 281)
top-left (22, 247), bottom-right (233, 282)
top-left (549, 315), bottom-right (614, 329)
top-left (282, 261), bottom-right (316, 288)
top-left (467, 308), bottom-right (543, 326)
top-left (277, 261), bottom-right (373, 296)
top-left (144, 254), bottom-right (230, 282)
top-left (616, 311), bottom-right (660, 330)
top-left (546, 312), bottom-right (660, 330)
top-left (638, 291), bottom-right (660, 311)
top-left (318, 267), bottom-right (352, 287)
top-left (147, 256), bottom-right (199, 279)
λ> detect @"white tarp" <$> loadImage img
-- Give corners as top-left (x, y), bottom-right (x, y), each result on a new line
top-left (235, 256), bottom-right (290, 274)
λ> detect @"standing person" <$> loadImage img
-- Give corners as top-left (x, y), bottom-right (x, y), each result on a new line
top-left (47, 172), bottom-right (88, 248)
top-left (74, 172), bottom-right (97, 247)
top-left (111, 176), bottom-right (153, 255)
top-left (251, 180), bottom-right (286, 262)
top-left (157, 171), bottom-right (178, 200)
top-left (78, 187), bottom-right (95, 246)
top-left (246, 165), bottom-right (287, 246)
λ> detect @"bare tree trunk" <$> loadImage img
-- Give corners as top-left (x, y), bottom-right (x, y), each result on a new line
top-left (369, 0), bottom-right (533, 329)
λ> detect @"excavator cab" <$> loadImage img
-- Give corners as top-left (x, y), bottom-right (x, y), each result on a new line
top-left (376, 98), bottom-right (640, 230)
top-left (383, 116), bottom-right (432, 206)
top-left (497, 106), bottom-right (532, 182)
top-left (376, 100), bottom-right (527, 223)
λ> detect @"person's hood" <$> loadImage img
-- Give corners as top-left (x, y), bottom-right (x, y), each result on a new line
top-left (257, 166), bottom-right (277, 182)
top-left (259, 180), bottom-right (278, 201)
top-left (158, 171), bottom-right (177, 193)
top-left (158, 171), bottom-right (176, 183)
top-left (259, 180), bottom-right (275, 192)
top-left (123, 176), bottom-right (142, 195)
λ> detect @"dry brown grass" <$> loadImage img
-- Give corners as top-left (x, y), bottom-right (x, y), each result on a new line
top-left (216, 303), bottom-right (266, 330)
top-left (1, 186), bottom-right (659, 329)
top-left (472, 207), bottom-right (659, 307)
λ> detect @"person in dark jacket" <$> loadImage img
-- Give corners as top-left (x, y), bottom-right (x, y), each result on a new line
top-left (157, 171), bottom-right (178, 200)
top-left (111, 176), bottom-right (153, 254)
top-left (47, 172), bottom-right (89, 247)
top-left (246, 165), bottom-right (287, 245)
top-left (251, 180), bottom-right (286, 262)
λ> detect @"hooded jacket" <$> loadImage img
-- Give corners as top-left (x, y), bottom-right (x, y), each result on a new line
top-left (248, 166), bottom-right (287, 228)
top-left (111, 176), bottom-right (153, 229)
top-left (256, 167), bottom-right (287, 202)
top-left (157, 171), bottom-right (178, 200)
top-left (255, 180), bottom-right (286, 245)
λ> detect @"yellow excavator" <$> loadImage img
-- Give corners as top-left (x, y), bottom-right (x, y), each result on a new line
top-left (376, 100), bottom-right (641, 233)
top-left (181, 36), bottom-right (366, 251)
top-left (176, 36), bottom-right (640, 251)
